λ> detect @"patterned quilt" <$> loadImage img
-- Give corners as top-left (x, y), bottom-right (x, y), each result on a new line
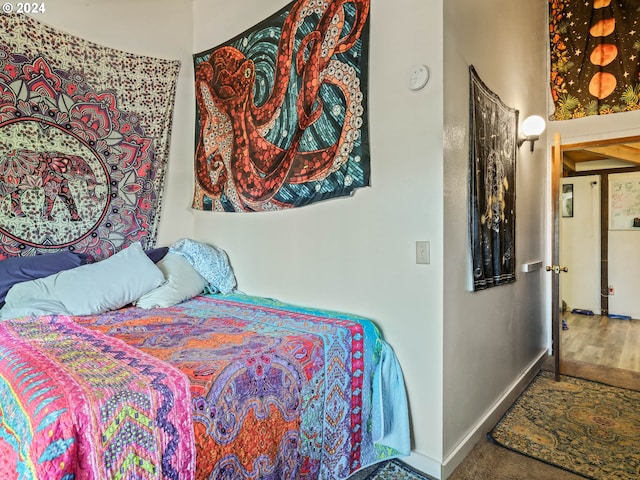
top-left (72, 294), bottom-right (409, 479)
top-left (0, 315), bottom-right (195, 479)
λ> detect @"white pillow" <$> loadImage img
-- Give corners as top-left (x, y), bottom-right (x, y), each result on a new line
top-left (1, 242), bottom-right (164, 319)
top-left (135, 253), bottom-right (207, 309)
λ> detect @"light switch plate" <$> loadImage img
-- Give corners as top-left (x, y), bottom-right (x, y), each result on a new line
top-left (416, 241), bottom-right (430, 264)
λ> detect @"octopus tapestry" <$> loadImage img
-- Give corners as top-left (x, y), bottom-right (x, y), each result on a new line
top-left (549, 0), bottom-right (640, 120)
top-left (469, 66), bottom-right (518, 291)
top-left (193, 0), bottom-right (371, 212)
top-left (0, 14), bottom-right (180, 260)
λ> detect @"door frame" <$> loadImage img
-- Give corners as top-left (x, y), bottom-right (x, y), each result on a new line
top-left (551, 133), bottom-right (640, 379)
top-left (551, 133), bottom-right (562, 381)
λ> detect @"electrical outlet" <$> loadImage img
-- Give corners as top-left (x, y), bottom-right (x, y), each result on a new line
top-left (608, 285), bottom-right (614, 296)
top-left (416, 241), bottom-right (430, 264)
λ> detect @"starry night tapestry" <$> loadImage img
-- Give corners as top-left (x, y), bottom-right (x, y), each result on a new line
top-left (193, 0), bottom-right (371, 212)
top-left (0, 14), bottom-right (180, 260)
top-left (469, 66), bottom-right (518, 291)
top-left (549, 0), bottom-right (640, 120)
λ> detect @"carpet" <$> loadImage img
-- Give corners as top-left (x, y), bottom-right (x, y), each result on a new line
top-left (447, 436), bottom-right (583, 480)
top-left (348, 459), bottom-right (432, 480)
top-left (490, 370), bottom-right (640, 479)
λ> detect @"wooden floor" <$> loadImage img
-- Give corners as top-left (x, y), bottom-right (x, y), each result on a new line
top-left (561, 311), bottom-right (640, 373)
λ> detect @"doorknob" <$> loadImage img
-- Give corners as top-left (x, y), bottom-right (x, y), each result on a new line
top-left (546, 265), bottom-right (568, 274)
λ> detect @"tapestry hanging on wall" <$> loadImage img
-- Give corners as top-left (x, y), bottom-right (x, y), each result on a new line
top-left (469, 66), bottom-right (518, 291)
top-left (549, 0), bottom-right (640, 120)
top-left (0, 14), bottom-right (180, 260)
top-left (193, 0), bottom-right (371, 212)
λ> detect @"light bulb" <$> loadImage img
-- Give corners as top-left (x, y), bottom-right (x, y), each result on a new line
top-left (521, 115), bottom-right (546, 137)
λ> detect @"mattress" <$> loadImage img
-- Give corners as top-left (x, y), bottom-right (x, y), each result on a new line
top-left (0, 293), bottom-right (410, 479)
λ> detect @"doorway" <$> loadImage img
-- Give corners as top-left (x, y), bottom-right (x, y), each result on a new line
top-left (556, 135), bottom-right (640, 388)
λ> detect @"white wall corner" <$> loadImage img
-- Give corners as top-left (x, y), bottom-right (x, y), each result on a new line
top-left (439, 349), bottom-right (549, 479)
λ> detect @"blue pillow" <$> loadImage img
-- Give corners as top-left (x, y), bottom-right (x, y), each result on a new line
top-left (145, 247), bottom-right (169, 263)
top-left (0, 251), bottom-right (88, 306)
top-left (1, 242), bottom-right (164, 319)
top-left (169, 238), bottom-right (236, 294)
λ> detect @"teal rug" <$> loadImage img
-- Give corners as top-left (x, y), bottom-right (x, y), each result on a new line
top-left (349, 459), bottom-right (432, 479)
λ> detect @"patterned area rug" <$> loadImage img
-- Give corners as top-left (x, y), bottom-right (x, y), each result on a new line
top-left (490, 371), bottom-right (640, 479)
top-left (349, 459), bottom-right (432, 480)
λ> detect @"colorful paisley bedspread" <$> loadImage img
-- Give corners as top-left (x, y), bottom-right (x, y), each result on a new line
top-left (73, 294), bottom-right (409, 479)
top-left (0, 315), bottom-right (195, 479)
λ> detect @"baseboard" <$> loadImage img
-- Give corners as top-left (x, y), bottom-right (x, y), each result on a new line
top-left (401, 450), bottom-right (442, 479)
top-left (439, 349), bottom-right (549, 479)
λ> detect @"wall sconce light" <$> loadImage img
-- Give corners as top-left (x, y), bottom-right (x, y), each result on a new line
top-left (517, 115), bottom-right (546, 152)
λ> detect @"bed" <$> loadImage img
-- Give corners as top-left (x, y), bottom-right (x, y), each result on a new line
top-left (0, 244), bottom-right (410, 479)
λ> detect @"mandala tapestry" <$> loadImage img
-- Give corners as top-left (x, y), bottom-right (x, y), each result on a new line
top-left (549, 0), bottom-right (640, 120)
top-left (193, 0), bottom-right (371, 212)
top-left (469, 66), bottom-right (518, 291)
top-left (0, 14), bottom-right (180, 260)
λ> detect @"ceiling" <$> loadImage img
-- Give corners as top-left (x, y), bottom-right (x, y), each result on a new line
top-left (562, 140), bottom-right (640, 172)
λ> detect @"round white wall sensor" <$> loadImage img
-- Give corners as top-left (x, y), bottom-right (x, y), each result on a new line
top-left (409, 64), bottom-right (430, 91)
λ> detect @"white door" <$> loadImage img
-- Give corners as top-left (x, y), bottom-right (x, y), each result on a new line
top-left (560, 175), bottom-right (601, 314)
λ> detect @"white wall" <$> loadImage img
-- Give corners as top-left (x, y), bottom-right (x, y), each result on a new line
top-left (548, 107), bottom-right (640, 147)
top-left (560, 176), bottom-right (601, 313)
top-left (192, 0), bottom-right (445, 474)
top-left (609, 230), bottom-right (640, 319)
top-left (608, 172), bottom-right (640, 319)
top-left (443, 0), bottom-right (548, 476)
